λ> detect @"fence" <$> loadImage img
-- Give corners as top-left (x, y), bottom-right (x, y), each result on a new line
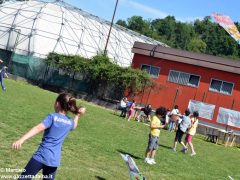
top-left (4, 50), bottom-right (88, 93)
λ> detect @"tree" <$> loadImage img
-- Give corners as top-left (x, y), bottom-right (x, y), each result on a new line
top-left (187, 38), bottom-right (207, 53)
top-left (193, 16), bottom-right (240, 58)
top-left (175, 22), bottom-right (195, 50)
top-left (151, 16), bottom-right (177, 47)
top-left (117, 15), bottom-right (240, 59)
top-left (127, 16), bottom-right (145, 33)
top-left (116, 19), bottom-right (127, 28)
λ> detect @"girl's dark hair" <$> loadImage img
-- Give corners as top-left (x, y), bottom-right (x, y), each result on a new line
top-left (174, 105), bottom-right (178, 109)
top-left (185, 108), bottom-right (191, 116)
top-left (147, 104), bottom-right (151, 108)
top-left (156, 107), bottom-right (167, 117)
top-left (193, 111), bottom-right (199, 118)
top-left (56, 93), bottom-right (81, 114)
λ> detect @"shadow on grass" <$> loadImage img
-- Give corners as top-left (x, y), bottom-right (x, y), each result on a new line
top-left (95, 176), bottom-right (106, 180)
top-left (110, 111), bottom-right (126, 118)
top-left (117, 149), bottom-right (142, 160)
top-left (159, 144), bottom-right (172, 149)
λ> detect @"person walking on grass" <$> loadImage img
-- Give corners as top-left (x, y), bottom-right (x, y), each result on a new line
top-left (144, 107), bottom-right (167, 165)
top-left (168, 105), bottom-right (180, 132)
top-left (136, 104), bottom-right (152, 122)
top-left (12, 93), bottom-right (86, 180)
top-left (127, 100), bottom-right (135, 121)
top-left (0, 66), bottom-right (8, 91)
top-left (185, 111), bottom-right (199, 156)
top-left (119, 97), bottom-right (128, 117)
top-left (172, 109), bottom-right (191, 152)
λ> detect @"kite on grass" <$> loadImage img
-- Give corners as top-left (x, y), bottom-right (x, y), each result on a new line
top-left (120, 154), bottom-right (146, 180)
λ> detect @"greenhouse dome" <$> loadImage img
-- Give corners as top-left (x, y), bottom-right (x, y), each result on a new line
top-left (0, 0), bottom-right (166, 67)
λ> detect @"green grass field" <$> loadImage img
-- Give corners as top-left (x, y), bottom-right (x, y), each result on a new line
top-left (0, 79), bottom-right (240, 180)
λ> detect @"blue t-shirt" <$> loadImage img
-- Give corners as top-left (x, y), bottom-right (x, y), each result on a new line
top-left (127, 101), bottom-right (132, 107)
top-left (179, 115), bottom-right (191, 133)
top-left (33, 113), bottom-right (74, 167)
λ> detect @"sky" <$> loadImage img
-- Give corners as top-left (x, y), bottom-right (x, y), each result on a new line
top-left (65, 0), bottom-right (240, 23)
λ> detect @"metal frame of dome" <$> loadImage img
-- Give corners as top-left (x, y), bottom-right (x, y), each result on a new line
top-left (0, 0), bottom-right (167, 66)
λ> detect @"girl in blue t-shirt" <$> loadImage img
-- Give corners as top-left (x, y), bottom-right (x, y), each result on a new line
top-left (12, 93), bottom-right (86, 180)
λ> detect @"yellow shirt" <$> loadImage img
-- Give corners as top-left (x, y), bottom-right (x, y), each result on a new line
top-left (150, 115), bottom-right (161, 137)
top-left (188, 118), bottom-right (198, 136)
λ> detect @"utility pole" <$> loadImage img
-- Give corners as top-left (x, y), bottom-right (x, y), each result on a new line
top-left (104, 0), bottom-right (119, 55)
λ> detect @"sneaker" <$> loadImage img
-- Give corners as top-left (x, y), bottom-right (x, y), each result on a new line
top-left (190, 152), bottom-right (196, 156)
top-left (146, 159), bottom-right (154, 165)
top-left (149, 158), bottom-right (156, 164)
top-left (172, 148), bottom-right (176, 152)
top-left (181, 148), bottom-right (188, 153)
top-left (144, 158), bottom-right (149, 163)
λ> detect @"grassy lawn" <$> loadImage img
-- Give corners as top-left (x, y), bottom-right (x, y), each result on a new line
top-left (0, 79), bottom-right (239, 180)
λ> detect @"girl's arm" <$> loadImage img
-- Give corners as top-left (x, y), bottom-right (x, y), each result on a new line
top-left (150, 123), bottom-right (165, 129)
top-left (12, 123), bottom-right (46, 150)
top-left (73, 107), bottom-right (86, 129)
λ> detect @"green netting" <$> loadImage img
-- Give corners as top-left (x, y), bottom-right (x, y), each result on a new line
top-left (0, 48), bottom-right (12, 65)
top-left (1, 50), bottom-right (88, 93)
top-left (27, 56), bottom-right (47, 81)
top-left (12, 53), bottom-right (29, 64)
top-left (45, 70), bottom-right (72, 89)
top-left (44, 70), bottom-right (88, 92)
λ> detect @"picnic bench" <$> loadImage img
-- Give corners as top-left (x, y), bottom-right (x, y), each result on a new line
top-left (199, 123), bottom-right (238, 147)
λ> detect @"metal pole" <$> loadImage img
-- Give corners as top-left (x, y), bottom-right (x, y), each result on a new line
top-left (104, 0), bottom-right (119, 55)
top-left (8, 29), bottom-right (20, 73)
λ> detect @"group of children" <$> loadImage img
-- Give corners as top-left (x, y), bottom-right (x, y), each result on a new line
top-left (118, 98), bottom-right (199, 165)
top-left (119, 97), bottom-right (152, 122)
top-left (11, 90), bottom-right (198, 179)
top-left (144, 106), bottom-right (199, 165)
top-left (119, 97), bottom-right (137, 121)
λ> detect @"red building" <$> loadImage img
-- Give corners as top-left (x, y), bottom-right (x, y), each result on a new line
top-left (131, 42), bottom-right (240, 131)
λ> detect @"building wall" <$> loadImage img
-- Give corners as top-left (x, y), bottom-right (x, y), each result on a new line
top-left (131, 54), bottom-right (240, 130)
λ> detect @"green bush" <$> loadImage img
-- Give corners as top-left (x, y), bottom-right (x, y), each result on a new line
top-left (46, 53), bottom-right (152, 98)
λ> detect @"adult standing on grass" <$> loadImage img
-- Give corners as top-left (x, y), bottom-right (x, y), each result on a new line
top-left (119, 97), bottom-right (128, 117)
top-left (0, 66), bottom-right (8, 91)
top-left (144, 107), bottom-right (167, 165)
top-left (185, 111), bottom-right (199, 156)
top-left (12, 93), bottom-right (86, 180)
top-left (136, 104), bottom-right (152, 122)
top-left (168, 105), bottom-right (180, 132)
top-left (172, 109), bottom-right (191, 152)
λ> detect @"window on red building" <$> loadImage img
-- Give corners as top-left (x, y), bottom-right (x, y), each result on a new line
top-left (168, 70), bottom-right (200, 88)
top-left (141, 64), bottom-right (160, 78)
top-left (209, 79), bottom-right (234, 95)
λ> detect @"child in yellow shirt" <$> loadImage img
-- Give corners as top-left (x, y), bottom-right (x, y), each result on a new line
top-left (144, 107), bottom-right (166, 165)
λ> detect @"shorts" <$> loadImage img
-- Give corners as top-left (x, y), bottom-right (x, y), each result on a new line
top-left (147, 134), bottom-right (159, 150)
top-left (186, 134), bottom-right (193, 143)
top-left (20, 157), bottom-right (57, 180)
top-left (175, 128), bottom-right (185, 143)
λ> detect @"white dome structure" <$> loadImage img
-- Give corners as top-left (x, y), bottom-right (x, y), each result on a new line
top-left (0, 0), bottom-right (166, 67)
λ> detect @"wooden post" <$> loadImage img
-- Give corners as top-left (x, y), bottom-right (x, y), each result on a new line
top-left (172, 87), bottom-right (179, 109)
